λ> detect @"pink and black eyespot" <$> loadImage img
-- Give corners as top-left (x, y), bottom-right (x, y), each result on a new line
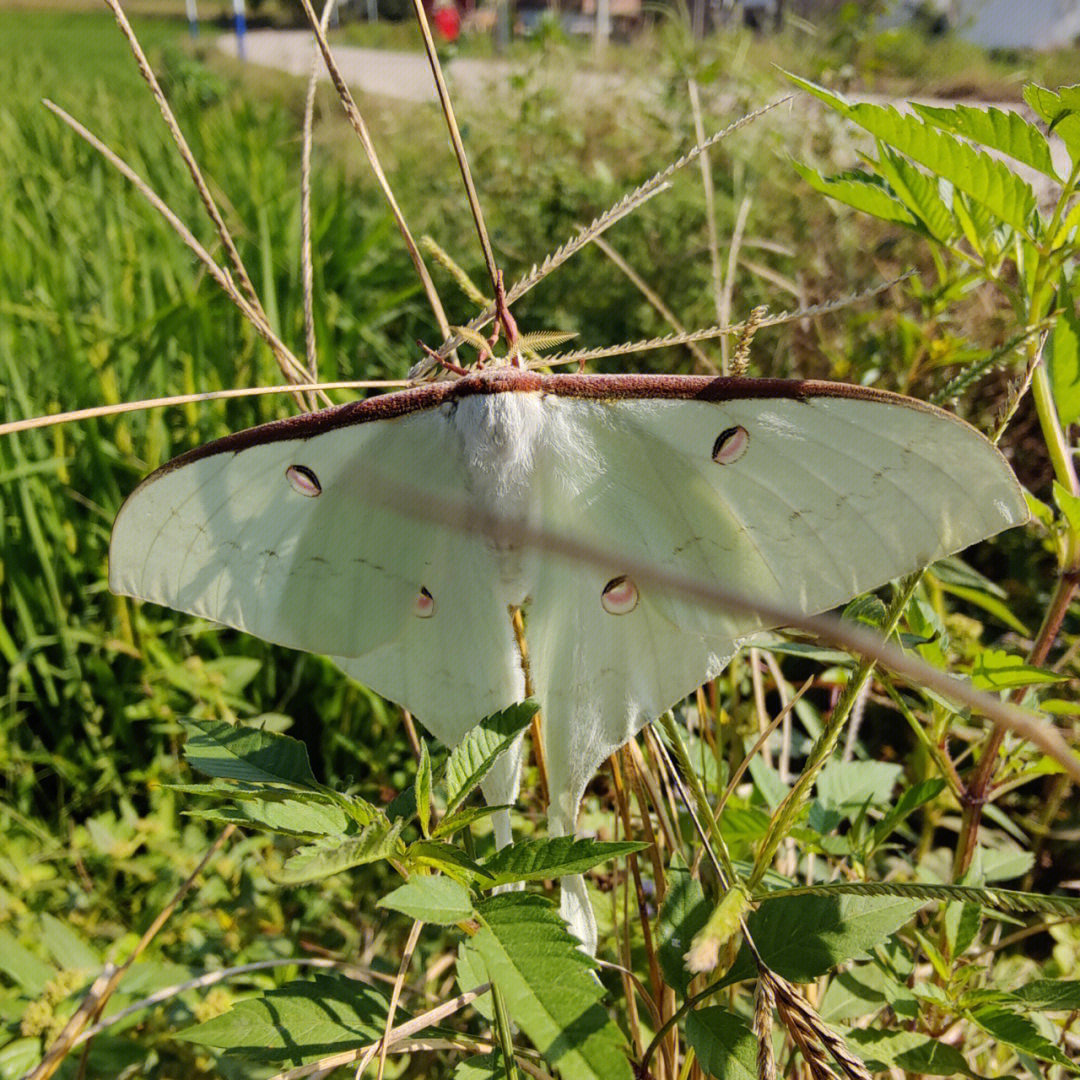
top-left (712, 426), bottom-right (749, 465)
top-left (601, 575), bottom-right (639, 615)
top-left (285, 464), bottom-right (322, 497)
top-left (413, 587), bottom-right (435, 618)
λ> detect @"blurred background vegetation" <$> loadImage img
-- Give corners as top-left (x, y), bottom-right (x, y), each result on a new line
top-left (2, 2), bottom-right (1079, 1076)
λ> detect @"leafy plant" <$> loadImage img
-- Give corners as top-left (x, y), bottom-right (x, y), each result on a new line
top-left (3, 7), bottom-right (1080, 1080)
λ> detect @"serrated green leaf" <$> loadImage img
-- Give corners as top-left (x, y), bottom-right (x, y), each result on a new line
top-left (656, 860), bottom-right (711, 994)
top-left (815, 761), bottom-right (903, 813)
top-left (970, 1004), bottom-right (1079, 1070)
top-left (1025, 83), bottom-right (1080, 163)
top-left (479, 837), bottom-right (647, 886)
top-left (913, 102), bottom-right (1060, 181)
top-left (178, 975), bottom-right (391, 1064)
top-left (432, 803), bottom-right (511, 840)
top-left (409, 839), bottom-right (494, 886)
top-left (415, 739), bottom-right (432, 838)
top-left (785, 73), bottom-right (1038, 236)
top-left (471, 894), bottom-right (632, 1080)
top-left (944, 897), bottom-right (982, 958)
top-left (847, 1028), bottom-right (985, 1077)
top-left (185, 797), bottom-right (350, 836)
top-left (739, 892), bottom-right (923, 982)
top-left (875, 145), bottom-right (957, 242)
top-left (1013, 979), bottom-right (1080, 1011)
top-left (457, 942), bottom-right (494, 1020)
top-left (276, 820), bottom-right (404, 884)
top-left (0, 1037), bottom-right (43, 1079)
top-left (685, 1007), bottom-right (757, 1080)
top-left (1051, 280), bottom-right (1080, 425)
top-left (379, 876), bottom-right (474, 925)
top-left (181, 718), bottom-right (318, 788)
top-left (445, 701), bottom-right (538, 814)
top-left (792, 161), bottom-right (918, 228)
top-left (970, 648), bottom-right (1065, 690)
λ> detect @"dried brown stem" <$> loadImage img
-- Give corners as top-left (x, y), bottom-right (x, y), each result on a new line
top-left (296, 0), bottom-right (452, 342)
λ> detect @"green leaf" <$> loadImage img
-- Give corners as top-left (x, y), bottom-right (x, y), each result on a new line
top-left (453, 1051), bottom-right (510, 1079)
top-left (1055, 479), bottom-right (1080, 535)
top-left (656, 860), bottom-right (711, 995)
top-left (0, 930), bottom-right (54, 994)
top-left (970, 1004), bottom-right (1079, 1070)
top-left (815, 761), bottom-right (902, 813)
top-left (741, 892), bottom-right (923, 982)
top-left (685, 1007), bottom-right (758, 1080)
top-left (785, 73), bottom-right (1038, 236)
top-left (276, 820), bottom-right (405, 884)
top-left (445, 701), bottom-right (538, 814)
top-left (1051, 279), bottom-right (1080, 426)
top-left (913, 102), bottom-right (1061, 180)
top-left (847, 1028), bottom-right (985, 1077)
top-left (181, 718), bottom-right (318, 788)
top-left (457, 942), bottom-right (494, 1020)
top-left (409, 839), bottom-right (494, 886)
top-left (432, 803), bottom-right (512, 840)
top-left (41, 913), bottom-right (99, 970)
top-left (178, 975), bottom-right (391, 1064)
top-left (1013, 979), bottom-right (1080, 1011)
top-left (871, 778), bottom-right (946, 849)
top-left (186, 797), bottom-right (350, 836)
top-left (970, 648), bottom-right (1065, 690)
top-left (1024, 83), bottom-right (1080, 163)
top-left (471, 894), bottom-right (632, 1080)
top-left (415, 739), bottom-right (432, 838)
top-left (875, 145), bottom-right (957, 242)
top-left (791, 161), bottom-right (918, 228)
top-left (944, 898), bottom-right (982, 958)
top-left (480, 837), bottom-right (647, 886)
top-left (379, 876), bottom-right (474, 925)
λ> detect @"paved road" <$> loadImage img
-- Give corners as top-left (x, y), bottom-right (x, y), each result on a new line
top-left (220, 28), bottom-right (622, 104)
top-left (222, 31), bottom-right (1068, 205)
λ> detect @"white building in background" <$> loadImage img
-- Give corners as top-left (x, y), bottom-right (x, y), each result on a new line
top-left (908, 0), bottom-right (1080, 50)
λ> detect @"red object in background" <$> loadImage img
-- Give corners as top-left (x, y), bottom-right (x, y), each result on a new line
top-left (432, 1), bottom-right (461, 41)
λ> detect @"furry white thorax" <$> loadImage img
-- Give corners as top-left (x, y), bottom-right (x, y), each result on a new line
top-left (448, 390), bottom-right (602, 510)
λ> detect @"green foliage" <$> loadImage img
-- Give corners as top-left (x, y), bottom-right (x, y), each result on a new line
top-left (685, 1007), bottom-right (758, 1080)
top-left (5, 9), bottom-right (1080, 1079)
top-left (470, 894), bottom-right (633, 1080)
top-left (180, 975), bottom-right (395, 1064)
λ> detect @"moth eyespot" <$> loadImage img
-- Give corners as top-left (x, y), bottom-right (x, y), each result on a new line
top-left (712, 426), bottom-right (749, 465)
top-left (286, 465), bottom-right (322, 497)
top-left (413, 587), bottom-right (435, 618)
top-left (601, 575), bottom-right (638, 615)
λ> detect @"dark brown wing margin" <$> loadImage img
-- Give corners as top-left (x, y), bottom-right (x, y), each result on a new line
top-left (150, 370), bottom-right (946, 477)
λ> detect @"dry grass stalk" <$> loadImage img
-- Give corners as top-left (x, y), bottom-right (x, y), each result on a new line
top-left (295, 0), bottom-right (453, 342)
top-left (766, 970), bottom-right (871, 1080)
top-left (687, 79), bottom-right (724, 356)
top-left (0, 380), bottom-right (408, 438)
top-left (42, 100), bottom-right (311, 401)
top-left (592, 234), bottom-right (718, 372)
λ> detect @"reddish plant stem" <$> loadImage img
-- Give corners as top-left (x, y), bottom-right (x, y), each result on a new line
top-left (953, 568), bottom-right (1080, 878)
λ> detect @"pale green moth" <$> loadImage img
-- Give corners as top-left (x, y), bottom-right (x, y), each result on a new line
top-left (109, 368), bottom-right (1028, 951)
